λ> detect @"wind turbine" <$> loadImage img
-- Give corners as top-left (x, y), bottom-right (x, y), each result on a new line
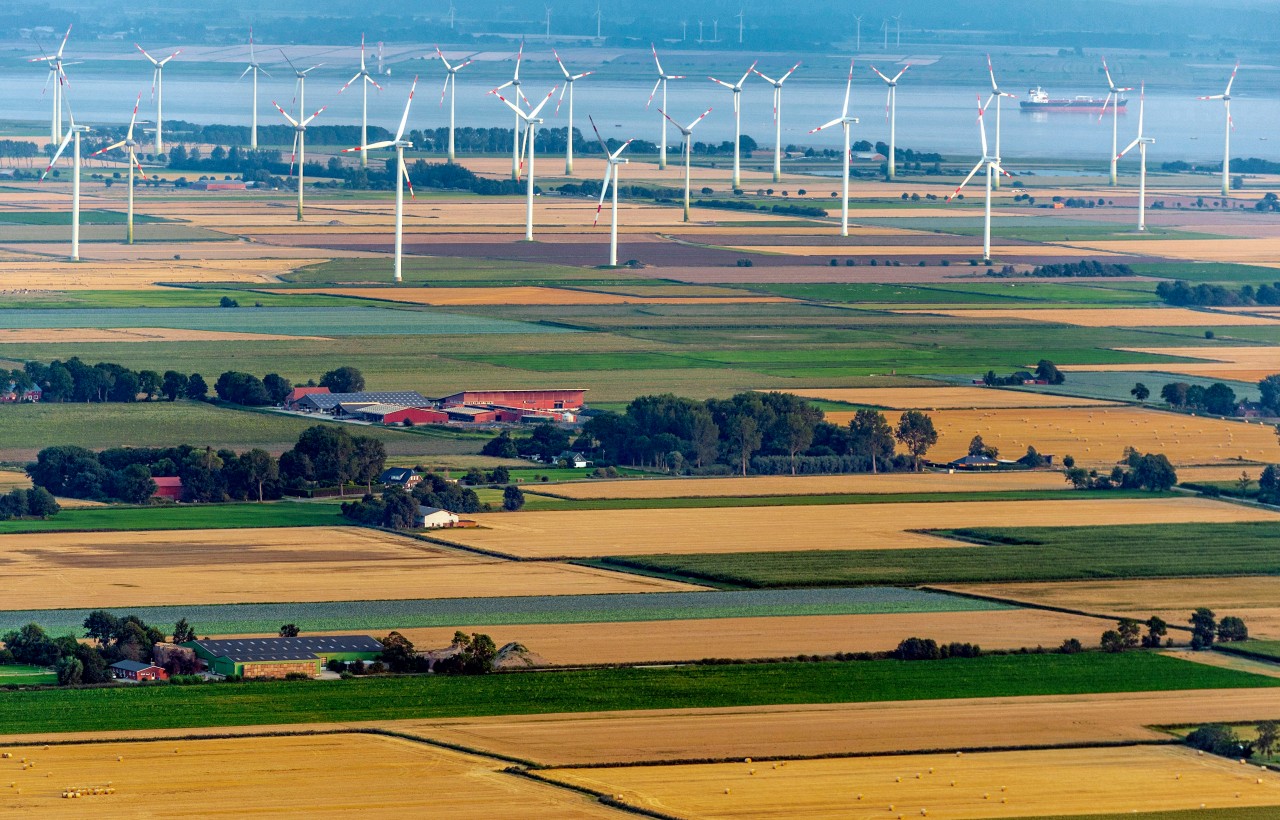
top-left (894, 14), bottom-right (902, 46)
top-left (589, 116), bottom-right (632, 267)
top-left (854, 16), bottom-right (862, 52)
top-left (238, 29), bottom-right (270, 150)
top-left (40, 101), bottom-right (89, 262)
top-left (492, 42), bottom-right (529, 181)
top-left (647, 45), bottom-right (684, 171)
top-left (282, 51), bottom-right (323, 129)
top-left (984, 55), bottom-right (1016, 190)
top-left (736, 8), bottom-right (744, 43)
top-left (948, 96), bottom-right (1012, 263)
top-left (135, 44), bottom-right (181, 154)
top-left (89, 93), bottom-right (148, 245)
top-left (553, 50), bottom-right (593, 174)
top-left (870, 63), bottom-right (909, 180)
top-left (28, 25), bottom-right (73, 147)
top-left (1199, 63), bottom-right (1239, 197)
top-left (338, 35), bottom-right (384, 169)
top-left (753, 62), bottom-right (801, 183)
top-left (272, 98), bottom-right (328, 222)
top-left (709, 61), bottom-right (757, 189)
top-left (1116, 82), bottom-right (1155, 232)
top-left (658, 106), bottom-right (713, 222)
top-left (493, 86), bottom-right (557, 240)
top-left (809, 60), bottom-right (859, 237)
top-left (544, 5), bottom-right (552, 38)
top-left (433, 48), bottom-right (473, 163)
top-left (344, 76), bottom-right (418, 283)
top-left (1099, 57), bottom-right (1133, 187)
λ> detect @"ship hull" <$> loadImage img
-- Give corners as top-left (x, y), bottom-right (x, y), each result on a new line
top-left (1021, 101), bottom-right (1127, 113)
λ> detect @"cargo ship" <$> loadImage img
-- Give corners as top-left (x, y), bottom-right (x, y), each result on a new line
top-left (1020, 86), bottom-right (1126, 113)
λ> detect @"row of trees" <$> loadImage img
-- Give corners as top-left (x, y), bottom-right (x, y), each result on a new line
top-left (17, 358), bottom-right (207, 403)
top-left (1156, 280), bottom-right (1280, 307)
top-left (0, 487), bottom-right (60, 521)
top-left (1158, 381), bottom-right (1239, 415)
top-left (216, 364), bottom-right (372, 406)
top-left (982, 360), bottom-right (1066, 386)
top-left (1027, 260), bottom-right (1135, 278)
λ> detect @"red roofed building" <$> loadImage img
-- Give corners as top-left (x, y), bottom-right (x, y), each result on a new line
top-left (284, 386), bottom-right (331, 409)
top-left (438, 389), bottom-right (586, 412)
top-left (152, 476), bottom-right (183, 501)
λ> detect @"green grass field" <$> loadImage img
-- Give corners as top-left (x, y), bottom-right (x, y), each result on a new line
top-left (590, 522), bottom-right (1280, 587)
top-left (0, 501), bottom-right (343, 534)
top-left (0, 289), bottom-right (357, 311)
top-left (0, 653), bottom-right (1271, 735)
top-left (1127, 262), bottom-right (1280, 285)
top-left (1214, 640), bottom-right (1280, 663)
top-left (0, 664), bottom-right (55, 686)
top-left (284, 256), bottom-right (648, 286)
top-left (747, 281), bottom-right (1159, 306)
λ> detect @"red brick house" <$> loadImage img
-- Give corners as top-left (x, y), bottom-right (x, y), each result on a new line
top-left (109, 660), bottom-right (168, 681)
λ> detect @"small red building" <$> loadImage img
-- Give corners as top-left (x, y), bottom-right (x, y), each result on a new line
top-left (377, 407), bottom-right (449, 426)
top-left (438, 389), bottom-right (586, 412)
top-left (109, 660), bottom-right (169, 681)
top-left (152, 476), bottom-right (183, 501)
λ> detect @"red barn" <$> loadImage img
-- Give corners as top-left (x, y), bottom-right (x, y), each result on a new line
top-left (109, 660), bottom-right (168, 681)
top-left (377, 407), bottom-right (448, 426)
top-left (438, 389), bottom-right (586, 412)
top-left (152, 476), bottom-right (183, 501)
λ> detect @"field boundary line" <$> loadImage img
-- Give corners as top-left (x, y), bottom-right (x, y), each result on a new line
top-left (511, 767), bottom-right (685, 820)
top-left (920, 585), bottom-right (1194, 633)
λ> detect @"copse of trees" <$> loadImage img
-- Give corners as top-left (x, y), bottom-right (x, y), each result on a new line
top-left (1025, 260), bottom-right (1135, 278)
top-left (1159, 381), bottom-right (1238, 415)
top-left (982, 360), bottom-right (1065, 387)
top-left (1156, 280), bottom-right (1280, 308)
top-left (0, 486), bottom-right (59, 521)
top-left (2, 611), bottom-right (184, 686)
top-left (1064, 447), bottom-right (1178, 491)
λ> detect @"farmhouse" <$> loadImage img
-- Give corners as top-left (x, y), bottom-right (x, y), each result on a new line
top-left (151, 476), bottom-right (183, 500)
top-left (379, 467), bottom-right (421, 487)
top-left (947, 455), bottom-right (1000, 470)
top-left (556, 451), bottom-right (593, 468)
top-left (1, 381), bottom-right (40, 403)
top-left (109, 660), bottom-right (168, 682)
top-left (182, 635), bottom-right (384, 679)
top-left (418, 506), bottom-right (461, 529)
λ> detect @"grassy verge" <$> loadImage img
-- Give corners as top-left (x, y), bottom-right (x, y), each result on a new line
top-left (1215, 640), bottom-right (1280, 664)
top-left (0, 502), bottom-right (344, 534)
top-left (587, 522), bottom-right (1280, 587)
top-left (0, 653), bottom-right (1274, 735)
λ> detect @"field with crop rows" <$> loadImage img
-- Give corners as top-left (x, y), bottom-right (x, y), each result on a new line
top-left (0, 502), bottom-right (343, 534)
top-left (895, 306), bottom-right (1280, 327)
top-left (269, 286), bottom-right (791, 306)
top-left (794, 385), bottom-right (1117, 408)
top-left (1068, 345), bottom-right (1280, 382)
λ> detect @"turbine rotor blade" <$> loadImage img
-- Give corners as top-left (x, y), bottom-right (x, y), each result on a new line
top-left (949, 160), bottom-right (985, 199)
top-left (646, 77), bottom-right (662, 108)
top-left (394, 75), bottom-right (419, 141)
top-left (594, 163), bottom-right (613, 226)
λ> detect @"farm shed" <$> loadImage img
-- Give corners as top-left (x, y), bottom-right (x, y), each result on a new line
top-left (437, 389), bottom-right (587, 412)
top-left (948, 455), bottom-right (1000, 470)
top-left (182, 636), bottom-right (383, 679)
top-left (284, 386), bottom-right (332, 409)
top-left (109, 660), bottom-right (168, 681)
top-left (151, 476), bottom-right (183, 501)
top-left (418, 506), bottom-right (461, 529)
top-left (445, 406), bottom-right (500, 423)
top-left (296, 391), bottom-right (431, 413)
top-left (356, 404), bottom-right (449, 426)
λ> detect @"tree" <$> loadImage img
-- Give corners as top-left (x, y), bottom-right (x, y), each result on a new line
top-left (238, 449), bottom-right (278, 502)
top-left (1130, 453), bottom-right (1177, 491)
top-left (1236, 471), bottom-right (1254, 499)
top-left (1142, 616), bottom-right (1168, 648)
top-left (279, 623), bottom-right (301, 638)
top-left (186, 373), bottom-right (208, 400)
top-left (1117, 618), bottom-right (1141, 649)
top-left (292, 425), bottom-right (356, 492)
top-left (161, 370), bottom-right (188, 402)
top-left (968, 435), bottom-right (997, 458)
top-left (1260, 464), bottom-right (1280, 505)
top-left (1256, 720), bottom-right (1278, 759)
top-left (728, 415), bottom-right (762, 476)
top-left (849, 409), bottom-right (895, 474)
top-left (1190, 607), bottom-right (1217, 649)
top-left (214, 371), bottom-right (271, 406)
top-left (1161, 381), bottom-right (1189, 407)
top-left (350, 436), bottom-right (387, 494)
top-left (114, 463), bottom-right (157, 504)
top-left (55, 656), bottom-right (83, 686)
top-left (481, 431), bottom-right (520, 459)
top-left (1186, 724), bottom-right (1248, 758)
top-left (319, 366), bottom-right (365, 393)
top-left (895, 410), bottom-right (938, 472)
top-left (436, 631), bottom-right (499, 675)
top-left (172, 618), bottom-right (196, 644)
top-left (83, 610), bottom-right (121, 645)
top-left (379, 631), bottom-right (417, 672)
top-left (382, 486), bottom-right (419, 529)
top-left (783, 410), bottom-right (818, 475)
top-left (1017, 446), bottom-right (1046, 468)
top-left (138, 370), bottom-right (161, 400)
top-left (1218, 615), bottom-right (1249, 642)
top-left (3, 623), bottom-right (62, 666)
top-left (1035, 359), bottom-right (1066, 384)
top-left (1259, 374), bottom-right (1280, 415)
top-left (1100, 629), bottom-right (1125, 652)
top-left (503, 484), bottom-right (525, 511)
top-left (1203, 382), bottom-right (1238, 416)
top-left (262, 373), bottom-right (292, 404)
top-left (25, 486), bottom-right (59, 519)
top-left (1130, 382), bottom-right (1150, 403)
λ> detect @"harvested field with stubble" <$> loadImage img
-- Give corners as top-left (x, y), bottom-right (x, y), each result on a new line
top-left (439, 497), bottom-right (1278, 558)
top-left (949, 577), bottom-right (1280, 640)
top-left (895, 306), bottom-right (1280, 327)
top-left (0, 526), bottom-right (698, 609)
top-left (0, 734), bottom-right (624, 819)
top-left (267, 286), bottom-right (791, 306)
top-left (822, 406), bottom-right (1280, 467)
top-left (404, 687), bottom-right (1280, 766)
top-left (0, 327), bottom-right (328, 343)
top-left (542, 471), bottom-right (1070, 499)
top-left (352, 609), bottom-right (1105, 666)
top-left (795, 385), bottom-right (1116, 409)
top-left (542, 746), bottom-right (1280, 819)
top-left (1066, 346), bottom-right (1280, 382)
top-left (0, 258), bottom-right (319, 289)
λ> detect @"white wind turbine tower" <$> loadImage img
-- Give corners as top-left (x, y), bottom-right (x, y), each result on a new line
top-left (1199, 63), bottom-right (1239, 197)
top-left (135, 44), bottom-right (181, 154)
top-left (590, 116), bottom-right (633, 267)
top-left (238, 30), bottom-right (270, 150)
top-left (344, 76), bottom-right (419, 283)
top-left (870, 63), bottom-right (909, 180)
top-left (984, 55), bottom-right (1016, 190)
top-left (272, 97), bottom-right (328, 222)
top-left (753, 62), bottom-right (801, 183)
top-left (40, 101), bottom-right (90, 261)
top-left (948, 96), bottom-right (1012, 263)
top-left (854, 16), bottom-right (862, 52)
top-left (1116, 82), bottom-right (1155, 232)
top-left (736, 9), bottom-right (744, 44)
top-left (709, 61), bottom-right (757, 189)
top-left (433, 48), bottom-right (473, 163)
top-left (338, 35), bottom-right (384, 169)
top-left (809, 60), bottom-right (859, 237)
top-left (89, 93), bottom-right (148, 245)
top-left (553, 50), bottom-right (593, 174)
top-left (1099, 57), bottom-right (1133, 187)
top-left (28, 25), bottom-right (73, 148)
top-left (647, 45), bottom-right (684, 170)
top-left (544, 6), bottom-right (552, 38)
top-left (493, 85), bottom-right (557, 240)
top-left (658, 105), bottom-right (712, 222)
top-left (492, 42), bottom-right (529, 181)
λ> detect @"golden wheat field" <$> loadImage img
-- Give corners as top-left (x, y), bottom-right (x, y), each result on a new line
top-left (439, 497), bottom-right (1279, 558)
top-left (543, 746), bottom-right (1280, 819)
top-left (1068, 236), bottom-right (1280, 265)
top-left (0, 258), bottom-right (316, 289)
top-left (408, 688), bottom-right (1280, 766)
top-left (0, 328), bottom-right (328, 344)
top-left (894, 306), bottom-right (1280, 327)
top-left (949, 577), bottom-right (1280, 640)
top-left (541, 471), bottom-right (1069, 499)
top-left (796, 386), bottom-right (1115, 409)
top-left (1064, 345), bottom-right (1280, 382)
top-left (308, 609), bottom-right (1102, 667)
top-left (821, 405), bottom-right (1280, 467)
top-left (0, 734), bottom-right (623, 818)
top-left (266, 286), bottom-right (790, 306)
top-left (0, 526), bottom-right (698, 609)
